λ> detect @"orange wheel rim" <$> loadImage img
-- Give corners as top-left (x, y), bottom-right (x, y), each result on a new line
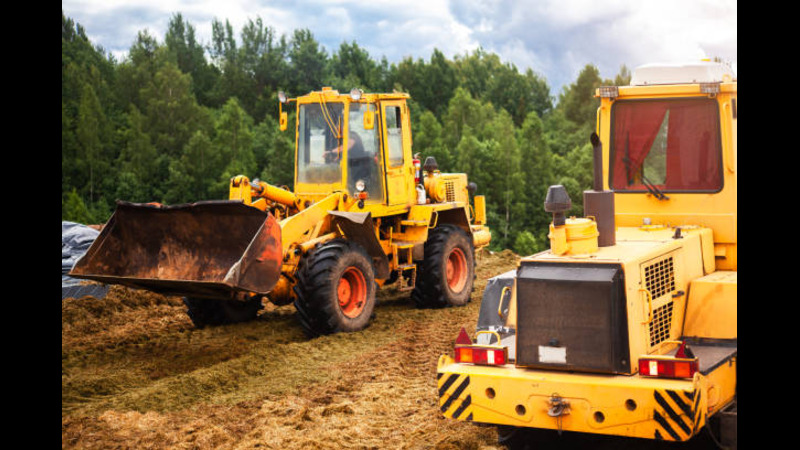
top-left (446, 248), bottom-right (468, 293)
top-left (338, 267), bottom-right (367, 318)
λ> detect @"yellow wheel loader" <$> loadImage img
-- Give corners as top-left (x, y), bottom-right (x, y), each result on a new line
top-left (437, 62), bottom-right (737, 447)
top-left (70, 87), bottom-right (491, 336)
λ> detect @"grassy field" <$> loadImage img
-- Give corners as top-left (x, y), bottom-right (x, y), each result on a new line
top-left (62, 249), bottom-right (520, 449)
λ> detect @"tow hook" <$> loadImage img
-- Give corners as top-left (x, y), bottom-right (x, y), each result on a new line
top-left (547, 394), bottom-right (571, 434)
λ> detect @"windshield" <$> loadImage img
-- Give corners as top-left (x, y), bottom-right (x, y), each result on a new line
top-left (297, 102), bottom-right (344, 185)
top-left (610, 98), bottom-right (722, 192)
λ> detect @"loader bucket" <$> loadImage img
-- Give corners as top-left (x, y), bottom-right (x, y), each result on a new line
top-left (69, 200), bottom-right (283, 299)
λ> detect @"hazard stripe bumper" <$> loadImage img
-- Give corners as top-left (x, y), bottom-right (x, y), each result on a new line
top-left (436, 354), bottom-right (728, 441)
top-left (437, 372), bottom-right (474, 421)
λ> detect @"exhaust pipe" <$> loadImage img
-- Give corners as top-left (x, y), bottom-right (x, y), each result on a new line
top-left (584, 133), bottom-right (616, 247)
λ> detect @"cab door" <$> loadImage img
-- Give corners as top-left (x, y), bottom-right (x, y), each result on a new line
top-left (381, 101), bottom-right (414, 206)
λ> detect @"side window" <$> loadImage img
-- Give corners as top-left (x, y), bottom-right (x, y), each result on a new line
top-left (385, 106), bottom-right (405, 167)
top-left (347, 103), bottom-right (384, 202)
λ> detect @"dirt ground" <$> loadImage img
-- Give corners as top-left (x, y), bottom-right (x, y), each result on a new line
top-left (62, 248), bottom-right (520, 449)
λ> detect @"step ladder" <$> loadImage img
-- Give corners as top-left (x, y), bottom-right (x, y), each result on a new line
top-left (392, 242), bottom-right (417, 291)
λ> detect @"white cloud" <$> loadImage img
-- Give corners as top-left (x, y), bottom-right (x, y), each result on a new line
top-left (449, 0), bottom-right (737, 92)
top-left (63, 0), bottom-right (737, 93)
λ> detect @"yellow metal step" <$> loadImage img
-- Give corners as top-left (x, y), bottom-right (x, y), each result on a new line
top-left (400, 220), bottom-right (428, 227)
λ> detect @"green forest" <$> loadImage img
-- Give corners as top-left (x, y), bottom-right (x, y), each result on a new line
top-left (61, 11), bottom-right (632, 254)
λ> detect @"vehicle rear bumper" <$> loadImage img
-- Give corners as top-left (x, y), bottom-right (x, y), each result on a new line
top-left (436, 354), bottom-right (732, 442)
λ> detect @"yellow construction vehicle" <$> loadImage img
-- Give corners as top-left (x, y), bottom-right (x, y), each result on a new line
top-left (437, 62), bottom-right (737, 447)
top-left (71, 87), bottom-right (491, 336)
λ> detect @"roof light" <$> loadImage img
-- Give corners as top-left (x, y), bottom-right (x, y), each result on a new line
top-left (699, 82), bottom-right (721, 95)
top-left (278, 91), bottom-right (288, 103)
top-left (598, 86), bottom-right (619, 98)
top-left (350, 88), bottom-right (363, 101)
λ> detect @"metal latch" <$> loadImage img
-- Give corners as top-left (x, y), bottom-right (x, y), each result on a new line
top-left (547, 393), bottom-right (571, 435)
top-left (497, 286), bottom-right (511, 320)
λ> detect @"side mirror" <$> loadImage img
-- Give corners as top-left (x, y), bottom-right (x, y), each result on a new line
top-left (279, 111), bottom-right (288, 131)
top-left (363, 110), bottom-right (374, 130)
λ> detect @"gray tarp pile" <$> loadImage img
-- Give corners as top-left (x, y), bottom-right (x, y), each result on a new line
top-left (475, 269), bottom-right (516, 353)
top-left (62, 221), bottom-right (108, 300)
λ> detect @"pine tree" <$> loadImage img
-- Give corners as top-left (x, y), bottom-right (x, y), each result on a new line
top-left (76, 84), bottom-right (105, 203)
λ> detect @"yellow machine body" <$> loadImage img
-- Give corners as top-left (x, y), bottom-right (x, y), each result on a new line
top-left (547, 217), bottom-right (599, 256)
top-left (437, 62), bottom-right (737, 443)
top-left (240, 88), bottom-right (491, 304)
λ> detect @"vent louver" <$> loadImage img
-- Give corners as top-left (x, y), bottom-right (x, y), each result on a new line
top-left (445, 181), bottom-right (456, 202)
top-left (643, 256), bottom-right (676, 347)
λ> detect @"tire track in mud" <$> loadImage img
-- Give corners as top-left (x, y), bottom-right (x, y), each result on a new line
top-left (62, 249), bottom-right (520, 449)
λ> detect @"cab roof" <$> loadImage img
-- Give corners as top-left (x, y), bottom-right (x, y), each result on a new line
top-left (630, 61), bottom-right (736, 86)
top-left (295, 87), bottom-right (410, 103)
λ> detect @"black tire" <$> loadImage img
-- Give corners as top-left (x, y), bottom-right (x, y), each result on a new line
top-left (412, 225), bottom-right (475, 308)
top-left (498, 426), bottom-right (566, 450)
top-left (497, 426), bottom-right (530, 450)
top-left (183, 296), bottom-right (263, 328)
top-left (293, 239), bottom-right (377, 337)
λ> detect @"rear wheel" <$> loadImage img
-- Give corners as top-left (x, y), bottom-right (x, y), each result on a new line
top-left (412, 225), bottom-right (475, 308)
top-left (294, 239), bottom-right (376, 336)
top-left (497, 426), bottom-right (565, 450)
top-left (497, 426), bottom-right (529, 450)
top-left (183, 296), bottom-right (263, 328)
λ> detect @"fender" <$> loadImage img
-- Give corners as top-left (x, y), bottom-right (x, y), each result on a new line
top-left (328, 211), bottom-right (390, 279)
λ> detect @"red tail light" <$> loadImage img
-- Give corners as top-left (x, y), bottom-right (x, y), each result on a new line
top-left (453, 328), bottom-right (507, 366)
top-left (454, 346), bottom-right (507, 366)
top-left (639, 357), bottom-right (699, 379)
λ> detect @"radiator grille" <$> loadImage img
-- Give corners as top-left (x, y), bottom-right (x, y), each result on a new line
top-left (445, 181), bottom-right (456, 202)
top-left (649, 301), bottom-right (674, 346)
top-left (644, 256), bottom-right (675, 299)
top-left (515, 262), bottom-right (630, 374)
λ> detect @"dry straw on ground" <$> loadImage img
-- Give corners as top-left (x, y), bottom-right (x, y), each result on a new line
top-left (62, 249), bottom-right (519, 449)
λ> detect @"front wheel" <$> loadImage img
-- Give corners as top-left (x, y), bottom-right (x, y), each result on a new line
top-left (293, 239), bottom-right (377, 336)
top-left (412, 225), bottom-right (475, 308)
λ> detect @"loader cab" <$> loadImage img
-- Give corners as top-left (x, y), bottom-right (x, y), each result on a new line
top-left (292, 88), bottom-right (415, 212)
top-left (597, 62), bottom-right (738, 270)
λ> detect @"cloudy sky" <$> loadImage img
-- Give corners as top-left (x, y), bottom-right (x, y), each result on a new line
top-left (62, 0), bottom-right (737, 94)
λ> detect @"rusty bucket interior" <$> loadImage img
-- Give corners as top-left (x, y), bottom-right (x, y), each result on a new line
top-left (70, 201), bottom-right (283, 300)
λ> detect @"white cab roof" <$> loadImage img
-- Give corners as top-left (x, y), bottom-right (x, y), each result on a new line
top-left (631, 61), bottom-right (736, 86)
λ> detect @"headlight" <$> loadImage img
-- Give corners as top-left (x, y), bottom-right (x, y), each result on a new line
top-left (350, 88), bottom-right (363, 101)
top-left (355, 180), bottom-right (366, 192)
top-left (278, 91), bottom-right (287, 103)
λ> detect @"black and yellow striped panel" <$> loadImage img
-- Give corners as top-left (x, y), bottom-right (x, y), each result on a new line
top-left (653, 389), bottom-right (702, 441)
top-left (437, 372), bottom-right (473, 421)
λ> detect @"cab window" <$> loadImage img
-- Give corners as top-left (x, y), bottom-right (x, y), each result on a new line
top-left (385, 106), bottom-right (405, 167)
top-left (610, 98), bottom-right (722, 192)
top-left (297, 102), bottom-right (344, 184)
